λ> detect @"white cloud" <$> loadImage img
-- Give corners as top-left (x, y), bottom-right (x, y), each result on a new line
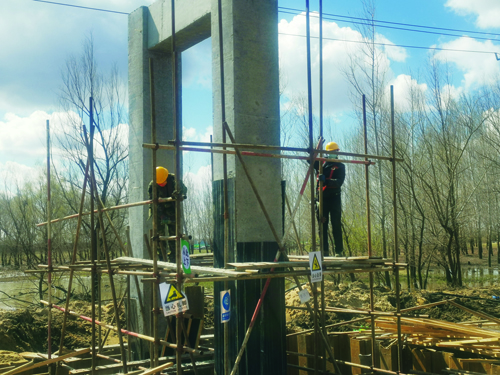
top-left (434, 37), bottom-right (500, 89)
top-left (183, 164), bottom-right (212, 193)
top-left (0, 111), bottom-right (54, 164)
top-left (184, 127), bottom-right (197, 140)
top-left (389, 74), bottom-right (428, 110)
top-left (442, 84), bottom-right (464, 102)
top-left (279, 13), bottom-right (357, 113)
top-left (0, 161), bottom-right (40, 196)
top-left (445, 0), bottom-right (500, 28)
top-left (278, 12), bottom-right (404, 114)
top-left (375, 35), bottom-right (407, 62)
top-left (182, 38), bottom-right (212, 88)
top-left (183, 126), bottom-right (213, 143)
top-left (0, 1), bottom-right (147, 117)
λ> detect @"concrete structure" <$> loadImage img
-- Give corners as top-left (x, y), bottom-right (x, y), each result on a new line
top-left (128, 1), bottom-right (284, 373)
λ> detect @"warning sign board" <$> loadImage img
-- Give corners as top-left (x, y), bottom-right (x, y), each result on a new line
top-left (309, 251), bottom-right (323, 283)
top-left (159, 283), bottom-right (189, 317)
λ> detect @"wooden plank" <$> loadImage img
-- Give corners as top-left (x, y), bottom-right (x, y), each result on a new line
top-left (377, 317), bottom-right (500, 339)
top-left (437, 338), bottom-right (500, 347)
top-left (412, 348), bottom-right (432, 372)
top-left (227, 261), bottom-right (311, 270)
top-left (350, 337), bottom-right (371, 375)
top-left (288, 255), bottom-right (381, 261)
top-left (138, 362), bottom-right (174, 375)
top-left (286, 336), bottom-right (299, 375)
top-left (377, 341), bottom-right (397, 371)
top-left (448, 300), bottom-right (500, 326)
top-left (296, 334), bottom-right (309, 375)
top-left (114, 257), bottom-right (250, 277)
top-left (432, 351), bottom-right (451, 374)
top-left (4, 349), bottom-right (90, 375)
top-left (227, 259), bottom-right (388, 271)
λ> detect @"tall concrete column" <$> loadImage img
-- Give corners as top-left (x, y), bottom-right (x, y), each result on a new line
top-left (128, 5), bottom-right (178, 356)
top-left (212, 1), bottom-right (285, 374)
top-left (128, 0), bottom-right (285, 371)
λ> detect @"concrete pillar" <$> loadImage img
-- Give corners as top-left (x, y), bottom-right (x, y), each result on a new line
top-left (128, 5), bottom-right (178, 356)
top-left (212, 1), bottom-right (285, 374)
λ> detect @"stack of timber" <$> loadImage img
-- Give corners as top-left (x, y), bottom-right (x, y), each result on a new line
top-left (376, 316), bottom-right (500, 357)
top-left (287, 297), bottom-right (500, 374)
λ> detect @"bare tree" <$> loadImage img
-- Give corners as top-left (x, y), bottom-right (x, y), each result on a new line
top-left (53, 34), bottom-right (128, 261)
top-left (342, 0), bottom-right (392, 286)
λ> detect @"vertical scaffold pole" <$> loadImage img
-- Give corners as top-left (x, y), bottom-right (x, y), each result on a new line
top-left (46, 120), bottom-right (52, 370)
top-left (318, 1), bottom-right (327, 373)
top-left (56, 159), bottom-right (89, 375)
top-left (305, 2), bottom-right (318, 374)
top-left (89, 97), bottom-right (97, 375)
top-left (391, 85), bottom-right (402, 372)
top-left (216, 0), bottom-right (230, 373)
top-left (364, 95), bottom-right (377, 368)
top-left (170, 1), bottom-right (185, 373)
top-left (148, 58), bottom-right (160, 369)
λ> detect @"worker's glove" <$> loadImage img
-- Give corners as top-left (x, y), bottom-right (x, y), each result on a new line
top-left (171, 190), bottom-right (179, 200)
top-left (318, 174), bottom-right (326, 183)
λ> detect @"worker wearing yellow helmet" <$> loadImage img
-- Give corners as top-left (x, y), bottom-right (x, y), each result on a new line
top-left (312, 141), bottom-right (345, 256)
top-left (148, 166), bottom-right (187, 262)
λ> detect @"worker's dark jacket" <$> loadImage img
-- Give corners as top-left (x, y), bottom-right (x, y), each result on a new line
top-left (148, 174), bottom-right (187, 224)
top-left (312, 160), bottom-right (345, 198)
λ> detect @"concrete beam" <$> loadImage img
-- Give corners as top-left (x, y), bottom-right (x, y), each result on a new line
top-left (147, 0), bottom-right (211, 52)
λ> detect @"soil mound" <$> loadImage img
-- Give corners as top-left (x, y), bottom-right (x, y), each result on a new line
top-left (0, 301), bottom-right (125, 353)
top-left (0, 350), bottom-right (27, 366)
top-left (285, 281), bottom-right (500, 333)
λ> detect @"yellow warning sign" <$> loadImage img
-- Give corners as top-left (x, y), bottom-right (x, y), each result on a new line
top-left (312, 254), bottom-right (321, 271)
top-left (166, 285), bottom-right (185, 303)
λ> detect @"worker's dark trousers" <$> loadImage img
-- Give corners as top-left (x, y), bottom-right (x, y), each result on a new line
top-left (322, 193), bottom-right (343, 256)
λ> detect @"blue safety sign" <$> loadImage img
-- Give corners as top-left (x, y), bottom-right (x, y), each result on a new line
top-left (221, 290), bottom-right (231, 323)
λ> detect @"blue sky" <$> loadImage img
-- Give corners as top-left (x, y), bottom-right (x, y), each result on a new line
top-left (1, 0), bottom-right (500, 189)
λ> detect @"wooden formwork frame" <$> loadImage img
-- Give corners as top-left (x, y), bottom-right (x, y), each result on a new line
top-left (32, 1), bottom-right (407, 375)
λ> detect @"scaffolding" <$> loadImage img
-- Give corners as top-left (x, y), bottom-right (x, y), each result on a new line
top-left (22, 1), bottom-right (411, 375)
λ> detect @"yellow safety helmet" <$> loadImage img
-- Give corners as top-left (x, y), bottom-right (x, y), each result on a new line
top-left (325, 142), bottom-right (339, 152)
top-left (156, 166), bottom-right (169, 186)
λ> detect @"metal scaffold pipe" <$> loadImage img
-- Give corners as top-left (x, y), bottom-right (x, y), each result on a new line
top-left (148, 57), bottom-right (160, 370)
top-left (46, 120), bottom-right (52, 369)
top-left (88, 97), bottom-right (97, 375)
top-left (170, 0), bottom-right (185, 373)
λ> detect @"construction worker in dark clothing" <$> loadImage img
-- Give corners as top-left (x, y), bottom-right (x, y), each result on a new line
top-left (148, 166), bottom-right (187, 263)
top-left (312, 141), bottom-right (345, 257)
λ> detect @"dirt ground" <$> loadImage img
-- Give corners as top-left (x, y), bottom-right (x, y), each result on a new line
top-left (0, 301), bottom-right (125, 355)
top-left (0, 350), bottom-right (27, 366)
top-left (1, 282), bottom-right (500, 361)
top-left (285, 280), bottom-right (500, 333)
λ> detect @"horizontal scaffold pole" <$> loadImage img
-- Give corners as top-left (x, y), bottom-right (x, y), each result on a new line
top-left (40, 300), bottom-right (202, 355)
top-left (143, 143), bottom-right (381, 164)
top-left (148, 140), bottom-right (403, 162)
top-left (37, 197), bottom-right (174, 227)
